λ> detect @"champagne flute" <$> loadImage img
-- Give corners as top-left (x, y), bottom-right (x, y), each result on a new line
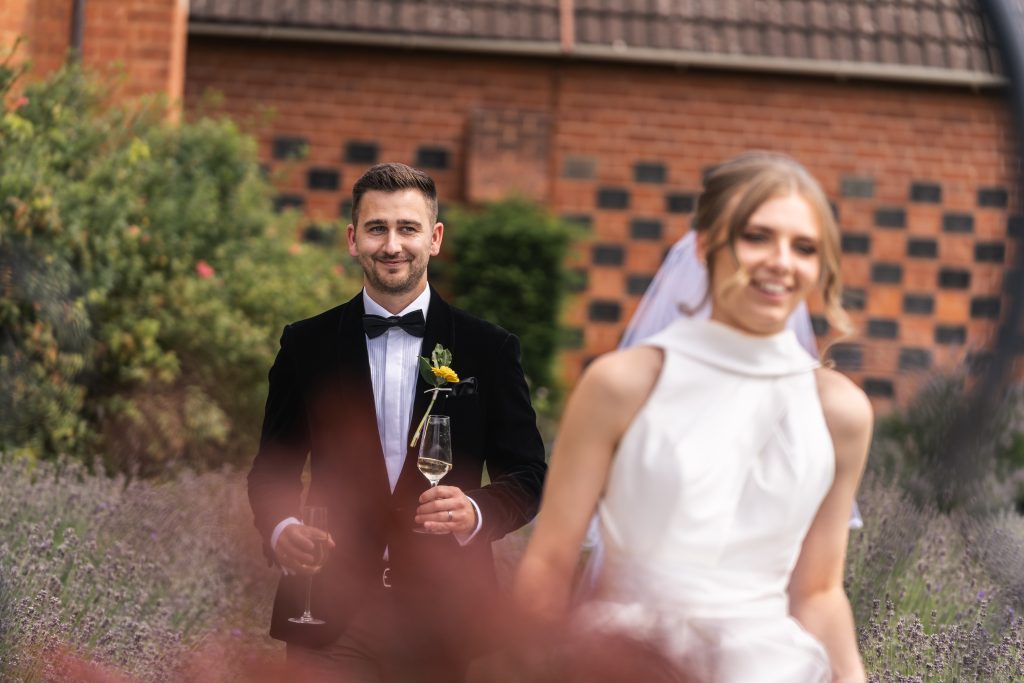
top-left (413, 415), bottom-right (453, 532)
top-left (288, 505), bottom-right (329, 625)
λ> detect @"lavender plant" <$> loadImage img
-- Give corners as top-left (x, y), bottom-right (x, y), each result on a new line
top-left (0, 455), bottom-right (280, 681)
top-left (847, 475), bottom-right (1024, 681)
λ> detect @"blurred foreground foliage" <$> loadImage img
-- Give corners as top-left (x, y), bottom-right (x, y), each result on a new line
top-left (0, 62), bottom-right (359, 475)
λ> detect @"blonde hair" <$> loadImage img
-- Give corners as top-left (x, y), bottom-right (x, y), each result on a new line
top-left (693, 152), bottom-right (850, 335)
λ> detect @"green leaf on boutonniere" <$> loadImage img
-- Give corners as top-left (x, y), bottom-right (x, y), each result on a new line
top-left (431, 344), bottom-right (451, 368)
top-left (419, 356), bottom-right (439, 386)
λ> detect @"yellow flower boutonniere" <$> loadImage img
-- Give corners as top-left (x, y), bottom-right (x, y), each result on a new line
top-left (410, 344), bottom-right (459, 447)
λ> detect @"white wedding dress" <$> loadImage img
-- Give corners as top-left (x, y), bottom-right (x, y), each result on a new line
top-left (585, 318), bottom-right (834, 682)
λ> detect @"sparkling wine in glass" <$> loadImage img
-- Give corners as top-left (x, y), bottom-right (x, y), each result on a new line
top-left (413, 415), bottom-right (452, 532)
top-left (288, 505), bottom-right (329, 625)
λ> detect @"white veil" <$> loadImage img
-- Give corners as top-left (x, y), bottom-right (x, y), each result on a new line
top-left (620, 231), bottom-right (819, 352)
top-left (576, 231), bottom-right (862, 602)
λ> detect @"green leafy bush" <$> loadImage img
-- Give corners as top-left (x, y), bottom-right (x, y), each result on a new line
top-left (0, 63), bottom-right (359, 474)
top-left (444, 198), bottom-right (578, 395)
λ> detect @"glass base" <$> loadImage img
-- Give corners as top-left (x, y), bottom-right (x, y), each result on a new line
top-left (288, 614), bottom-right (325, 625)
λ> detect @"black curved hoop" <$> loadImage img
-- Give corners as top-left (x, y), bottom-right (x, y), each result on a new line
top-left (941, 0), bottom-right (1024, 504)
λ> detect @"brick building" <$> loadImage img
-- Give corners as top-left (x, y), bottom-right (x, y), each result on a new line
top-left (3, 0), bottom-right (1020, 408)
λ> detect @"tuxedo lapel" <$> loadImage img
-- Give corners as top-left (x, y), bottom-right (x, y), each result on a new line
top-left (395, 287), bottom-right (454, 498)
top-left (335, 294), bottom-right (392, 500)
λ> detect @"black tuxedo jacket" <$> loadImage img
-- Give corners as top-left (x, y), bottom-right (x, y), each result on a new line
top-left (248, 288), bottom-right (547, 647)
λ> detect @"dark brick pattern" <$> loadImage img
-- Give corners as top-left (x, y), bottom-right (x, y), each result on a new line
top-left (634, 162), bottom-right (666, 184)
top-left (592, 244), bottom-right (625, 266)
top-left (875, 208), bottom-right (906, 229)
top-left (864, 379), bottom-right (895, 398)
top-left (871, 263), bottom-right (903, 284)
top-left (935, 325), bottom-right (967, 345)
top-left (630, 219), bottom-right (663, 240)
top-left (898, 348), bottom-right (932, 370)
top-left (910, 182), bottom-right (942, 203)
top-left (840, 176), bottom-right (874, 199)
top-left (907, 238), bottom-right (938, 258)
top-left (867, 319), bottom-right (899, 339)
top-left (597, 187), bottom-right (630, 210)
top-left (842, 234), bottom-right (870, 254)
top-left (970, 297), bottom-right (1001, 319)
top-left (588, 300), bottom-right (621, 323)
top-left (345, 141), bottom-right (378, 164)
top-left (978, 187), bottom-right (1008, 208)
top-left (626, 274), bottom-right (654, 295)
top-left (307, 168), bottom-right (340, 191)
top-left (942, 213), bottom-right (974, 233)
top-left (416, 146), bottom-right (450, 169)
top-left (563, 156), bottom-right (597, 179)
top-left (272, 136), bottom-right (307, 160)
top-left (666, 193), bottom-right (695, 214)
top-left (830, 344), bottom-right (863, 371)
top-left (903, 294), bottom-right (935, 315)
top-left (842, 289), bottom-right (867, 311)
top-left (938, 269), bottom-right (971, 289)
top-left (975, 242), bottom-right (1005, 263)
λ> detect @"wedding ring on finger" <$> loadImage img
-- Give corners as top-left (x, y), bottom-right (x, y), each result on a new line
top-left (448, 510), bottom-right (453, 522)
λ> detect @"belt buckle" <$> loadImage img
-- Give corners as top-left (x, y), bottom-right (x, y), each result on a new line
top-left (382, 566), bottom-right (392, 588)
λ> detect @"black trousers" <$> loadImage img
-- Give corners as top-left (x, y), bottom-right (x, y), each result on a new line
top-left (285, 580), bottom-right (466, 683)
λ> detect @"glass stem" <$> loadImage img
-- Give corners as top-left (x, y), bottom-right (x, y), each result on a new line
top-left (303, 576), bottom-right (313, 620)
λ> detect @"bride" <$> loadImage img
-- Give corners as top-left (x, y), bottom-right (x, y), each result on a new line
top-left (514, 152), bottom-right (871, 682)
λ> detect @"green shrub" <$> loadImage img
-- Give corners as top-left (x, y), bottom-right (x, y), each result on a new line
top-left (0, 62), bottom-right (359, 474)
top-left (444, 198), bottom-right (579, 395)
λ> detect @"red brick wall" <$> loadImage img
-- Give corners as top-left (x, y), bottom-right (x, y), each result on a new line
top-left (0, 0), bottom-right (72, 82)
top-left (184, 38), bottom-right (1018, 409)
top-left (1, 0), bottom-right (186, 109)
top-left (82, 0), bottom-right (187, 108)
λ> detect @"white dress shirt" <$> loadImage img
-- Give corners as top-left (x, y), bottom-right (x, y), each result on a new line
top-left (365, 287), bottom-right (431, 492)
top-left (271, 287), bottom-right (481, 559)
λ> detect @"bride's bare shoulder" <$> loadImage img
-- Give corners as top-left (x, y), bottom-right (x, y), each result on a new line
top-left (813, 366), bottom-right (873, 443)
top-left (577, 345), bottom-right (664, 406)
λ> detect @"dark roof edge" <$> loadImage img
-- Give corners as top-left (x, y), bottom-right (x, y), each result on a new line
top-left (188, 22), bottom-right (1007, 90)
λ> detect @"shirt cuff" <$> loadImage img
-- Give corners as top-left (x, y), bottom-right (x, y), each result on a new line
top-left (271, 517), bottom-right (301, 574)
top-left (454, 496), bottom-right (483, 546)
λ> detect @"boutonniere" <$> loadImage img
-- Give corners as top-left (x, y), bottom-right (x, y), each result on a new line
top-left (410, 344), bottom-right (460, 448)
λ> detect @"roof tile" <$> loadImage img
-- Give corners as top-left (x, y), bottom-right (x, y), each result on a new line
top-left (189, 0), bottom-right (1001, 77)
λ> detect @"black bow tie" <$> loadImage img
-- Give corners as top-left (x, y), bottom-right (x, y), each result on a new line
top-left (362, 310), bottom-right (426, 339)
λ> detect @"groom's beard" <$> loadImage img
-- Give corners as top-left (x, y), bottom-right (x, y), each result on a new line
top-left (363, 253), bottom-right (429, 295)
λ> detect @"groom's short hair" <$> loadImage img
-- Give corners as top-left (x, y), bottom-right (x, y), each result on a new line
top-left (351, 162), bottom-right (438, 227)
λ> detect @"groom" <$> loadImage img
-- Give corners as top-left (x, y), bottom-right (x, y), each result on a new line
top-left (248, 162), bottom-right (547, 681)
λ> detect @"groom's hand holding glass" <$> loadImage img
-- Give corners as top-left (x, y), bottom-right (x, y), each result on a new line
top-left (415, 486), bottom-right (478, 535)
top-left (275, 521), bottom-right (336, 575)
